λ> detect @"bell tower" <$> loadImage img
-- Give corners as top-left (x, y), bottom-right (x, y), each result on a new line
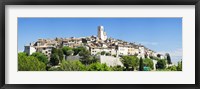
top-left (97, 26), bottom-right (107, 41)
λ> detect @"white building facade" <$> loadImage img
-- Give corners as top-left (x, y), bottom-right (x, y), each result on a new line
top-left (98, 26), bottom-right (107, 41)
top-left (24, 46), bottom-right (36, 55)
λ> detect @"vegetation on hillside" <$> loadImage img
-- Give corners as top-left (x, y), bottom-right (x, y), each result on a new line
top-left (18, 46), bottom-right (182, 71)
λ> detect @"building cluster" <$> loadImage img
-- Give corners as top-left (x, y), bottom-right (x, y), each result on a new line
top-left (24, 26), bottom-right (165, 60)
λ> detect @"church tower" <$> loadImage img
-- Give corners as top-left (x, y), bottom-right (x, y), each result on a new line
top-left (98, 26), bottom-right (107, 41)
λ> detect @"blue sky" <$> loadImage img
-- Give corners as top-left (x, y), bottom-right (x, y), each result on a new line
top-left (18, 18), bottom-right (182, 64)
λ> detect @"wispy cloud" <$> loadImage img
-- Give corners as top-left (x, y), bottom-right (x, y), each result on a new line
top-left (158, 48), bottom-right (182, 64)
top-left (140, 42), bottom-right (158, 46)
top-left (158, 48), bottom-right (182, 57)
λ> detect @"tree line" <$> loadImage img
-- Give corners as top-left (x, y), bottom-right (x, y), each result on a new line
top-left (18, 46), bottom-right (182, 71)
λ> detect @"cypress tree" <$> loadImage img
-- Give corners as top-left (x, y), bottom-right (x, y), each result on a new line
top-left (166, 53), bottom-right (172, 64)
top-left (139, 57), bottom-right (144, 71)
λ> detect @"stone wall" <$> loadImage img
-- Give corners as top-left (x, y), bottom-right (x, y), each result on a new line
top-left (96, 55), bottom-right (123, 67)
top-left (65, 55), bottom-right (123, 67)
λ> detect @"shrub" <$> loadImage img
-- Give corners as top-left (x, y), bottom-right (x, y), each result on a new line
top-left (31, 52), bottom-right (48, 64)
top-left (121, 56), bottom-right (139, 71)
top-left (18, 53), bottom-right (46, 71)
top-left (59, 60), bottom-right (86, 71)
top-left (101, 51), bottom-right (106, 55)
top-left (87, 62), bottom-right (111, 71)
top-left (177, 60), bottom-right (182, 71)
top-left (143, 58), bottom-right (154, 70)
top-left (50, 53), bottom-right (60, 66)
top-left (111, 65), bottom-right (124, 71)
top-left (156, 59), bottom-right (166, 69)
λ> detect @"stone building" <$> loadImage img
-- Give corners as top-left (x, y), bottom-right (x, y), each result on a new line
top-left (24, 25), bottom-right (159, 61)
top-left (97, 26), bottom-right (107, 41)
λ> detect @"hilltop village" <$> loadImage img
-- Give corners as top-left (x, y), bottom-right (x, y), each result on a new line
top-left (24, 26), bottom-right (167, 69)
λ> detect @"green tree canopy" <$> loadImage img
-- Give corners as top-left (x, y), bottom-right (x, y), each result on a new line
top-left (59, 60), bottom-right (86, 71)
top-left (139, 57), bottom-right (144, 71)
top-left (177, 60), bottom-right (182, 71)
top-left (18, 52), bottom-right (28, 57)
top-left (31, 52), bottom-right (48, 64)
top-left (73, 46), bottom-right (85, 55)
top-left (111, 65), bottom-right (124, 71)
top-left (101, 51), bottom-right (106, 55)
top-left (58, 48), bottom-right (64, 61)
top-left (157, 54), bottom-right (161, 58)
top-left (52, 48), bottom-right (58, 54)
top-left (166, 53), bottom-right (172, 64)
top-left (18, 53), bottom-right (46, 71)
top-left (167, 65), bottom-right (177, 71)
top-left (62, 46), bottom-right (73, 56)
top-left (48, 66), bottom-right (62, 71)
top-left (156, 59), bottom-right (167, 69)
top-left (121, 56), bottom-right (139, 71)
top-left (66, 50), bottom-right (74, 56)
top-left (50, 53), bottom-right (60, 66)
top-left (87, 62), bottom-right (111, 71)
top-left (105, 52), bottom-right (111, 56)
top-left (143, 58), bottom-right (154, 70)
top-left (79, 48), bottom-right (95, 65)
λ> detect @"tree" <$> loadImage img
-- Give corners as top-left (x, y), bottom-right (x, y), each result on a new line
top-left (59, 60), bottom-right (86, 71)
top-left (79, 49), bottom-right (93, 65)
top-left (149, 55), bottom-right (154, 59)
top-left (143, 58), bottom-right (154, 70)
top-left (18, 52), bottom-right (28, 57)
top-left (156, 59), bottom-right (166, 69)
top-left (18, 53), bottom-right (46, 71)
top-left (87, 62), bottom-right (111, 71)
top-left (52, 48), bottom-right (58, 54)
top-left (105, 52), bottom-right (111, 56)
top-left (73, 46), bottom-right (85, 55)
top-left (66, 50), bottom-right (74, 56)
top-left (101, 51), bottom-right (106, 55)
top-left (111, 65), bottom-right (123, 71)
top-left (112, 54), bottom-right (116, 57)
top-left (177, 60), bottom-right (182, 71)
top-left (48, 67), bottom-right (62, 71)
top-left (144, 53), bottom-right (148, 58)
top-left (58, 48), bottom-right (64, 61)
top-left (139, 57), bottom-right (144, 71)
top-left (165, 53), bottom-right (172, 64)
top-left (50, 53), bottom-right (59, 66)
top-left (62, 46), bottom-right (73, 56)
top-left (167, 65), bottom-right (177, 71)
top-left (157, 54), bottom-right (161, 58)
top-left (31, 52), bottom-right (48, 64)
top-left (90, 56), bottom-right (99, 63)
top-left (121, 56), bottom-right (139, 71)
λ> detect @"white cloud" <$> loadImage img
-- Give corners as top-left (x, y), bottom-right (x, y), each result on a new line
top-left (140, 42), bottom-right (158, 46)
top-left (158, 48), bottom-right (182, 57)
top-left (158, 48), bottom-right (182, 64)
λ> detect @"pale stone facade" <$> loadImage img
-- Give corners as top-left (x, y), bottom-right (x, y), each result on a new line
top-left (90, 47), bottom-right (117, 56)
top-left (97, 26), bottom-right (107, 41)
top-left (96, 55), bottom-right (123, 67)
top-left (24, 46), bottom-right (36, 55)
